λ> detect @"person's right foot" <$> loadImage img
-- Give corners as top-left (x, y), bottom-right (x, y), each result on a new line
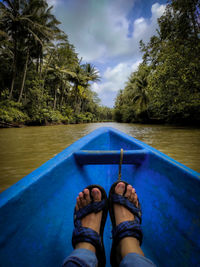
top-left (114, 182), bottom-right (139, 226)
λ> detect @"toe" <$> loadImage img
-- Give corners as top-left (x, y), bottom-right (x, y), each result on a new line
top-left (84, 188), bottom-right (91, 204)
top-left (133, 193), bottom-right (138, 207)
top-left (125, 185), bottom-right (132, 198)
top-left (79, 192), bottom-right (87, 207)
top-left (91, 188), bottom-right (101, 202)
top-left (76, 196), bottom-right (82, 210)
top-left (115, 182), bottom-right (125, 196)
top-left (79, 192), bottom-right (83, 200)
top-left (129, 189), bottom-right (135, 202)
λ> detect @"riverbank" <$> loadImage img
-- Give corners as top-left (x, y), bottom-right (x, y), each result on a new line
top-left (1, 117), bottom-right (199, 128)
top-left (0, 119), bottom-right (114, 128)
top-left (1, 100), bottom-right (199, 128)
top-left (0, 100), bottom-right (114, 128)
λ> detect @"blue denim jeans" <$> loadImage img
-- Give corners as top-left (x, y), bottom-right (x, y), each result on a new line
top-left (63, 248), bottom-right (156, 267)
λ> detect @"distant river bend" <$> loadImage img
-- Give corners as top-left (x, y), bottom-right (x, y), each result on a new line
top-left (0, 122), bottom-right (200, 192)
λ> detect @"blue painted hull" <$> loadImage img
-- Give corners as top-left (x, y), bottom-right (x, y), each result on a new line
top-left (0, 127), bottom-right (200, 267)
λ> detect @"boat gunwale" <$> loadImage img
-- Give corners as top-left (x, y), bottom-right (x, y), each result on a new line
top-left (0, 126), bottom-right (199, 208)
top-left (109, 128), bottom-right (200, 177)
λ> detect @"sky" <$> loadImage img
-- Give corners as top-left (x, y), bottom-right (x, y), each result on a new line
top-left (47, 0), bottom-right (167, 107)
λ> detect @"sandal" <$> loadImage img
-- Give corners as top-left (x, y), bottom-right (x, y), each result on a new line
top-left (109, 181), bottom-right (143, 266)
top-left (72, 185), bottom-right (108, 267)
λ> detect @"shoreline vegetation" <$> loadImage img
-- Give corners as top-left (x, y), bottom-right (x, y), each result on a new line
top-left (0, 119), bottom-right (114, 129)
top-left (0, 0), bottom-right (200, 128)
top-left (0, 0), bottom-right (113, 128)
top-left (114, 0), bottom-right (200, 126)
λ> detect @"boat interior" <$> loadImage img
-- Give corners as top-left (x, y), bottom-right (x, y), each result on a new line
top-left (0, 127), bottom-right (199, 266)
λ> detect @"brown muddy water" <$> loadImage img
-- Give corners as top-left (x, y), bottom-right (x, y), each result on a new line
top-left (0, 122), bottom-right (199, 192)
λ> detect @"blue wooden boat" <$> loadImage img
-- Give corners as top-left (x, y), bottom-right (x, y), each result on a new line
top-left (0, 127), bottom-right (200, 267)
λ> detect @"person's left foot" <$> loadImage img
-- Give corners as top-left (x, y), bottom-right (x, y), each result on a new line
top-left (76, 188), bottom-right (102, 234)
top-left (114, 182), bottom-right (139, 226)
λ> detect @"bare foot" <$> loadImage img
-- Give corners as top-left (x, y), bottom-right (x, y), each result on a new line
top-left (114, 182), bottom-right (144, 258)
top-left (114, 182), bottom-right (139, 226)
top-left (75, 188), bottom-right (102, 252)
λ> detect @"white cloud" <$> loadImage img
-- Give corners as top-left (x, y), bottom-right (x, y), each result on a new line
top-left (56, 2), bottom-right (166, 62)
top-left (131, 3), bottom-right (167, 46)
top-left (47, 0), bottom-right (59, 7)
top-left (53, 1), bottom-right (166, 106)
top-left (151, 3), bottom-right (166, 18)
top-left (56, 0), bottom-right (134, 61)
top-left (91, 60), bottom-right (141, 107)
top-left (133, 18), bottom-right (147, 39)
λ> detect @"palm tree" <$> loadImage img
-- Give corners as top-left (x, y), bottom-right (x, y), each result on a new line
top-left (81, 63), bottom-right (100, 84)
top-left (44, 41), bottom-right (79, 110)
top-left (126, 65), bottom-right (149, 114)
top-left (70, 64), bottom-right (87, 113)
top-left (0, 0), bottom-right (21, 99)
top-left (72, 63), bottom-right (100, 113)
top-left (0, 0), bottom-right (61, 101)
top-left (47, 63), bottom-right (77, 110)
top-left (17, 0), bottom-right (61, 102)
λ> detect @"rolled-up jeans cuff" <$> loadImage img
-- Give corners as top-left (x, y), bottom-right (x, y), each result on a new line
top-left (63, 248), bottom-right (98, 267)
top-left (120, 252), bottom-right (156, 267)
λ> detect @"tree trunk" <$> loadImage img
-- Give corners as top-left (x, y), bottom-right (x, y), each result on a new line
top-left (42, 48), bottom-right (57, 92)
top-left (9, 44), bottom-right (17, 100)
top-left (53, 87), bottom-right (57, 110)
top-left (24, 91), bottom-right (27, 104)
top-left (59, 81), bottom-right (64, 109)
top-left (36, 57), bottom-right (39, 73)
top-left (18, 50), bottom-right (29, 103)
top-left (9, 63), bottom-right (16, 100)
top-left (74, 84), bottom-right (80, 114)
top-left (60, 96), bottom-right (63, 110)
top-left (39, 56), bottom-right (43, 79)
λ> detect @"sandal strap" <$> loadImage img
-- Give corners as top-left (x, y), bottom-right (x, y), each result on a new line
top-left (112, 221), bottom-right (143, 246)
top-left (112, 194), bottom-right (142, 223)
top-left (74, 199), bottom-right (106, 223)
top-left (72, 226), bottom-right (102, 250)
top-left (72, 185), bottom-right (108, 267)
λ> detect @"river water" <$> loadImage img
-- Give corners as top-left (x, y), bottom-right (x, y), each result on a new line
top-left (0, 122), bottom-right (199, 192)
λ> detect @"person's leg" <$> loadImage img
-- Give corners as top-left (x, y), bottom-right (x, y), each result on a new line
top-left (63, 248), bottom-right (97, 267)
top-left (113, 182), bottom-right (156, 267)
top-left (63, 188), bottom-right (102, 267)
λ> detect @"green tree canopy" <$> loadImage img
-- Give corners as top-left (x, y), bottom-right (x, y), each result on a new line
top-left (114, 0), bottom-right (200, 125)
top-left (0, 0), bottom-right (113, 126)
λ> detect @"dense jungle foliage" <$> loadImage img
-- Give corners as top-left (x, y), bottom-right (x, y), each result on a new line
top-left (114, 0), bottom-right (200, 125)
top-left (0, 0), bottom-right (113, 126)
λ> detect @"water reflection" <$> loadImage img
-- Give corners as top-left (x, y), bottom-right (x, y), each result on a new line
top-left (0, 122), bottom-right (199, 192)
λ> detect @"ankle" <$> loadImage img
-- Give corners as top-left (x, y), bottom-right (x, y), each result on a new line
top-left (119, 237), bottom-right (144, 259)
top-left (75, 242), bottom-right (96, 253)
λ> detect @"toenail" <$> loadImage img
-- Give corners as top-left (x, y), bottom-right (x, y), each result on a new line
top-left (118, 185), bottom-right (124, 190)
